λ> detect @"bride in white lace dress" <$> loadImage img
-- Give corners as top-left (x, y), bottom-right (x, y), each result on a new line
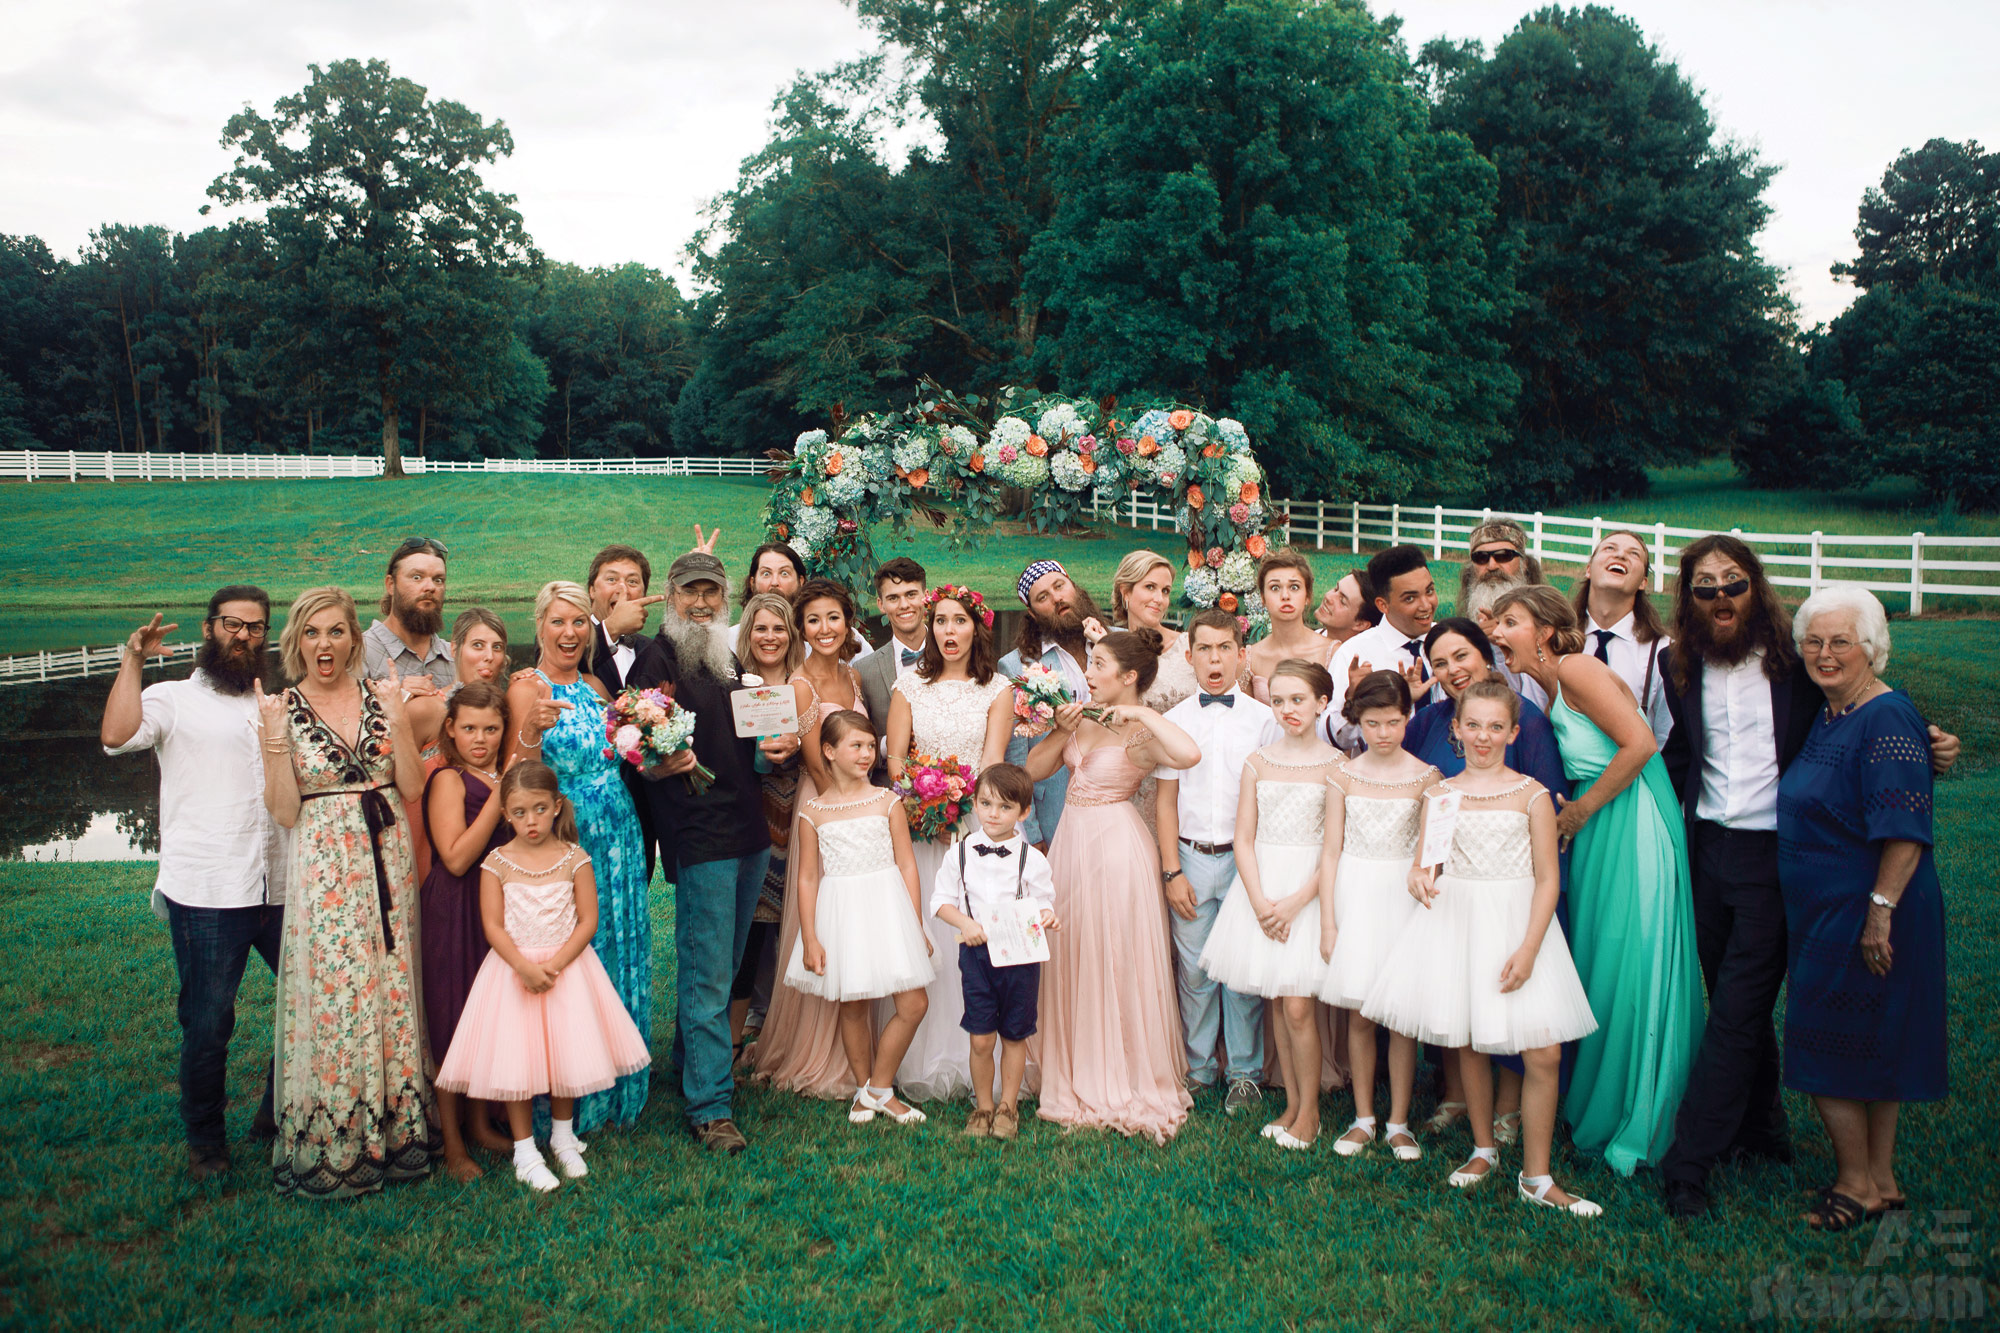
top-left (882, 587), bottom-right (1014, 1101)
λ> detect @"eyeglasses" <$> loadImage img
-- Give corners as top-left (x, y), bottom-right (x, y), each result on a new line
top-left (1801, 636), bottom-right (1861, 656)
top-left (393, 536), bottom-right (448, 559)
top-left (1690, 578), bottom-right (1752, 601)
top-left (1468, 549), bottom-right (1522, 566)
top-left (209, 615), bottom-right (269, 638)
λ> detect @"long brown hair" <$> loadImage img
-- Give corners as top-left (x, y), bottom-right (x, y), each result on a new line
top-left (1669, 534), bottom-right (1798, 693)
top-left (917, 591), bottom-right (998, 685)
top-left (1014, 580), bottom-right (1105, 661)
top-left (792, 578), bottom-right (860, 663)
top-left (1571, 530), bottom-right (1667, 645)
top-left (437, 681), bottom-right (511, 771)
top-left (498, 760), bottom-right (579, 843)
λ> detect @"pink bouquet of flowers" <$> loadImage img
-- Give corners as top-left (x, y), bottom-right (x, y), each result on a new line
top-left (1009, 662), bottom-right (1113, 738)
top-left (604, 685), bottom-right (715, 794)
top-left (893, 750), bottom-right (976, 842)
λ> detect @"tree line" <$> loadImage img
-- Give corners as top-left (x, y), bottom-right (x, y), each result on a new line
top-left (0, 2), bottom-right (1993, 507)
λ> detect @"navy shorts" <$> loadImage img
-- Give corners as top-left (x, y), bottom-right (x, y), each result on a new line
top-left (959, 943), bottom-right (1039, 1042)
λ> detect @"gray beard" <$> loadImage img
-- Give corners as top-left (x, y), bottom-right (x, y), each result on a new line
top-left (1462, 573), bottom-right (1527, 621)
top-left (661, 608), bottom-right (735, 681)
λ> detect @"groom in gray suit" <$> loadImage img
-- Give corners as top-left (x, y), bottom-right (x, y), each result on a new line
top-left (854, 557), bottom-right (929, 785)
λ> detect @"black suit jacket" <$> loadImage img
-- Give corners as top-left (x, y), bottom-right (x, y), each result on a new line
top-left (586, 619), bottom-right (645, 696)
top-left (1659, 645), bottom-right (1824, 820)
top-left (586, 617), bottom-right (664, 874)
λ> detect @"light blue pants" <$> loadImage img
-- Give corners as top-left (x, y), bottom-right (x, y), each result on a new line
top-left (671, 849), bottom-right (772, 1125)
top-left (1171, 846), bottom-right (1265, 1084)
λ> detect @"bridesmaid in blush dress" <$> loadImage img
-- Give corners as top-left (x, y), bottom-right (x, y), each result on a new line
top-left (1025, 627), bottom-right (1203, 1143)
top-left (1105, 550), bottom-right (1197, 837)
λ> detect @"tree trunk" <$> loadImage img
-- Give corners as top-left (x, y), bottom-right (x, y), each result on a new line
top-left (118, 301), bottom-right (143, 453)
top-left (417, 402), bottom-right (427, 458)
top-left (305, 406), bottom-right (315, 454)
top-left (381, 385), bottom-right (404, 478)
top-left (109, 377), bottom-right (128, 452)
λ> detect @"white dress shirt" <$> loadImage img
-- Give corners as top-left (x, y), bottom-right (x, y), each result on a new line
top-left (1581, 609), bottom-right (1674, 748)
top-left (1321, 620), bottom-right (1433, 747)
top-left (1157, 687), bottom-right (1276, 844)
top-left (593, 616), bottom-right (636, 684)
top-left (931, 827), bottom-right (1056, 922)
top-left (1695, 650), bottom-right (1780, 830)
top-left (887, 632), bottom-right (927, 681)
top-left (103, 670), bottom-right (290, 909)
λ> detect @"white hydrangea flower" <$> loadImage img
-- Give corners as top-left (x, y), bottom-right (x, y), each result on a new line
top-left (822, 472), bottom-right (866, 508)
top-left (1183, 567), bottom-right (1221, 606)
top-left (1220, 550), bottom-right (1258, 592)
top-left (892, 435), bottom-right (934, 473)
top-left (1036, 403), bottom-right (1086, 446)
top-left (795, 428), bottom-right (829, 450)
top-left (1050, 451), bottom-right (1093, 491)
top-left (990, 416), bottom-right (1032, 451)
top-left (947, 425), bottom-right (979, 455)
top-left (996, 453), bottom-right (1049, 488)
top-left (795, 505), bottom-right (836, 547)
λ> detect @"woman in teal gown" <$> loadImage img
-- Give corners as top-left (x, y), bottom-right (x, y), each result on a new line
top-left (1489, 586), bottom-right (1703, 1175)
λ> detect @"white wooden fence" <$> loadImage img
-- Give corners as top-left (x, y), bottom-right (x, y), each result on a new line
top-left (1090, 491), bottom-right (2000, 614)
top-left (0, 641), bottom-right (200, 686)
top-left (0, 449), bottom-right (768, 481)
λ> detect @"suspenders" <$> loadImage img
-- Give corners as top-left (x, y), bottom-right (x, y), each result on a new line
top-left (958, 835), bottom-right (1027, 913)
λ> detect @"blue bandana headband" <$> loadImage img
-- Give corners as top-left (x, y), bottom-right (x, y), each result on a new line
top-left (1017, 559), bottom-right (1066, 605)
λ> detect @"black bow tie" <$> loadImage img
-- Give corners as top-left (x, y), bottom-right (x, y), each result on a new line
top-left (901, 647), bottom-right (923, 665)
top-left (1199, 692), bottom-right (1234, 708)
top-left (974, 843), bottom-right (1013, 858)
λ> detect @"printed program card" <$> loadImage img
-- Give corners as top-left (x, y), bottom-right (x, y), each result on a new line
top-left (981, 898), bottom-right (1051, 968)
top-left (1419, 789), bottom-right (1463, 868)
top-left (731, 684), bottom-right (801, 738)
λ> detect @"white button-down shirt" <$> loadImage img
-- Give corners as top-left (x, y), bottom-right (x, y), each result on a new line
top-left (593, 616), bottom-right (636, 685)
top-left (887, 632), bottom-right (927, 682)
top-left (103, 670), bottom-right (289, 909)
top-left (1695, 650), bottom-right (1780, 830)
top-left (1322, 620), bottom-right (1433, 747)
top-left (1582, 610), bottom-right (1674, 748)
top-left (930, 828), bottom-right (1056, 921)
top-left (1158, 687), bottom-right (1276, 843)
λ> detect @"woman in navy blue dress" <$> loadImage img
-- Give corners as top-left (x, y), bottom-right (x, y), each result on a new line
top-left (1778, 588), bottom-right (1947, 1232)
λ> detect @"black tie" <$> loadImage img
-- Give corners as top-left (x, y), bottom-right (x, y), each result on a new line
top-left (1199, 692), bottom-right (1234, 708)
top-left (1592, 629), bottom-right (1614, 663)
top-left (901, 647), bottom-right (922, 666)
top-left (1404, 640), bottom-right (1424, 664)
top-left (974, 843), bottom-right (1012, 858)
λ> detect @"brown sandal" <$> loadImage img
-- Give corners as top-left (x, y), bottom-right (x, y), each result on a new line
top-left (1804, 1189), bottom-right (1875, 1233)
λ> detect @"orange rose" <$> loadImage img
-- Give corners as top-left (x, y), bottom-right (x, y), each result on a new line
top-left (1246, 533), bottom-right (1268, 558)
top-left (907, 468), bottom-right (930, 489)
top-left (1202, 443), bottom-right (1221, 458)
top-left (1137, 435), bottom-right (1159, 457)
top-left (1026, 434), bottom-right (1048, 457)
top-left (1169, 410), bottom-right (1194, 431)
top-left (824, 451), bottom-right (844, 476)
top-left (1188, 548), bottom-right (1205, 571)
top-left (1240, 481), bottom-right (1260, 503)
top-left (1080, 455), bottom-right (1097, 474)
top-left (969, 452), bottom-right (986, 472)
top-left (1217, 592), bottom-right (1239, 612)
top-left (1186, 484), bottom-right (1205, 510)
top-left (801, 487), bottom-right (815, 506)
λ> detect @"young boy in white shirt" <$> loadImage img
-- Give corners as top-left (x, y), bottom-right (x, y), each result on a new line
top-left (1155, 608), bottom-right (1277, 1115)
top-left (931, 763), bottom-right (1059, 1142)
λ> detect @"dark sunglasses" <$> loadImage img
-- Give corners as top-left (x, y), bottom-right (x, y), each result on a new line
top-left (393, 535), bottom-right (448, 559)
top-left (1469, 548), bottom-right (1522, 565)
top-left (1690, 578), bottom-right (1752, 601)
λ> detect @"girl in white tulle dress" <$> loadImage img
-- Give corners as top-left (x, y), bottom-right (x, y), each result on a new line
top-left (1318, 670), bottom-right (1439, 1164)
top-left (1362, 682), bottom-right (1601, 1215)
top-left (784, 710), bottom-right (936, 1126)
top-left (1198, 658), bottom-right (1342, 1151)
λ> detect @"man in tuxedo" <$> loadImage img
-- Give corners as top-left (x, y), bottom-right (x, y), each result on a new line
top-left (1656, 535), bottom-right (1959, 1219)
top-left (853, 557), bottom-right (927, 784)
top-left (585, 543), bottom-right (667, 881)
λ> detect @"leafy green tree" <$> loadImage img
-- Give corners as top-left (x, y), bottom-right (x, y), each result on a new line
top-left (1027, 0), bottom-right (1517, 499)
top-left (206, 58), bottom-right (539, 474)
top-left (1833, 138), bottom-right (2000, 295)
top-left (1425, 5), bottom-right (1790, 502)
top-left (0, 235), bottom-right (67, 447)
top-left (527, 262), bottom-right (691, 457)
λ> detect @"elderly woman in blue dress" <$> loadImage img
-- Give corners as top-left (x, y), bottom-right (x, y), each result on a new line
top-left (1778, 585), bottom-right (1948, 1232)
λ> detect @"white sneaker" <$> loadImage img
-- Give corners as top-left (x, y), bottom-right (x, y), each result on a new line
top-left (514, 1150), bottom-right (561, 1192)
top-left (551, 1143), bottom-right (588, 1179)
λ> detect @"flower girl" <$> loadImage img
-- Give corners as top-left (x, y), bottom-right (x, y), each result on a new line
top-left (1362, 682), bottom-right (1601, 1215)
top-left (1317, 671), bottom-right (1440, 1163)
top-left (784, 710), bottom-right (937, 1126)
top-left (1197, 659), bottom-right (1343, 1150)
top-left (436, 761), bottom-right (652, 1192)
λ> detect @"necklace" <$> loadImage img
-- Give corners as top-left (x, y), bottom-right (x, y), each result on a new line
top-left (464, 764), bottom-right (500, 786)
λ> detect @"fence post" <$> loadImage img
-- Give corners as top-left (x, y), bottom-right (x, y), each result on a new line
top-left (67, 451), bottom-right (76, 482)
top-left (104, 454), bottom-right (113, 481)
top-left (1532, 511), bottom-right (1544, 563)
top-left (1653, 522), bottom-right (1668, 593)
top-left (80, 645), bottom-right (89, 678)
top-left (1433, 504), bottom-right (1444, 559)
top-left (1592, 515), bottom-right (1602, 552)
top-left (1909, 533), bottom-right (1924, 615)
top-left (1810, 530), bottom-right (1823, 592)
top-left (1350, 501), bottom-right (1360, 554)
top-left (1315, 500), bottom-right (1325, 551)
top-left (1391, 503), bottom-right (1400, 545)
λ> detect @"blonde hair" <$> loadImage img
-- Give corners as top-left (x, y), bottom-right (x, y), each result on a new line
top-left (739, 592), bottom-right (805, 678)
top-left (1490, 583), bottom-right (1587, 657)
top-left (498, 760), bottom-right (580, 843)
top-left (278, 586), bottom-right (364, 683)
top-left (1111, 550), bottom-right (1175, 627)
top-left (532, 580), bottom-right (596, 670)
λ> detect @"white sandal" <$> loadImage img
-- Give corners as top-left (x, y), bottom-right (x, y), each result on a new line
top-left (860, 1085), bottom-right (927, 1125)
top-left (1333, 1116), bottom-right (1376, 1158)
top-left (1448, 1146), bottom-right (1499, 1189)
top-left (1274, 1128), bottom-right (1317, 1152)
top-left (1519, 1173), bottom-right (1602, 1217)
top-left (1424, 1101), bottom-right (1468, 1135)
top-left (1493, 1111), bottom-right (1522, 1147)
top-left (1260, 1121), bottom-right (1288, 1140)
top-left (849, 1091), bottom-right (877, 1125)
top-left (551, 1143), bottom-right (588, 1179)
top-left (514, 1151), bottom-right (561, 1193)
top-left (1385, 1121), bottom-right (1421, 1162)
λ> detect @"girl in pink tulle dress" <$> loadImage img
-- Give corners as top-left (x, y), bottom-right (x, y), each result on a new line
top-left (436, 762), bottom-right (651, 1192)
top-left (1024, 628), bottom-right (1203, 1143)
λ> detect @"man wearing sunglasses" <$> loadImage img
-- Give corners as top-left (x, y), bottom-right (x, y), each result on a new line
top-left (100, 586), bottom-right (289, 1182)
top-left (1655, 535), bottom-right (1959, 1221)
top-left (1456, 518), bottom-right (1546, 611)
top-left (362, 536), bottom-right (454, 691)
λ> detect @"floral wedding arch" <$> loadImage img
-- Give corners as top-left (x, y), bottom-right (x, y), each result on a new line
top-left (763, 384), bottom-right (1284, 635)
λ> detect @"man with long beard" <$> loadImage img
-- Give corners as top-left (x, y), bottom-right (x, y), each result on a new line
top-left (1457, 519), bottom-right (1550, 711)
top-left (1656, 536), bottom-right (1959, 1219)
top-left (100, 586), bottom-right (289, 1182)
top-left (998, 561), bottom-right (1108, 847)
top-left (362, 536), bottom-right (452, 690)
top-left (628, 552), bottom-right (796, 1154)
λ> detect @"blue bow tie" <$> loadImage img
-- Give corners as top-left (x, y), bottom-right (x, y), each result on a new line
top-left (901, 647), bottom-right (923, 666)
top-left (1199, 692), bottom-right (1234, 708)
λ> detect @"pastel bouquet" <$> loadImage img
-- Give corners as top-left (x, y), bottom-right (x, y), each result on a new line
top-left (1009, 662), bottom-right (1114, 738)
top-left (893, 750), bottom-right (976, 842)
top-left (604, 685), bottom-right (715, 794)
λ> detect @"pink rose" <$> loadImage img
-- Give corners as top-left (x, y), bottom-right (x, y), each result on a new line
top-left (1116, 437), bottom-right (1136, 455)
top-left (1079, 435), bottom-right (1097, 454)
top-left (998, 442), bottom-right (1018, 463)
top-left (1206, 547), bottom-right (1226, 569)
top-left (1229, 502), bottom-right (1250, 523)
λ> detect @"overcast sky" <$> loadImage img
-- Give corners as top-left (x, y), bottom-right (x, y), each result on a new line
top-left (2, 0), bottom-right (1993, 327)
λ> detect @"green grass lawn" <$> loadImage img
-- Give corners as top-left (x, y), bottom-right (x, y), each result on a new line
top-left (2, 631), bottom-right (1996, 1329)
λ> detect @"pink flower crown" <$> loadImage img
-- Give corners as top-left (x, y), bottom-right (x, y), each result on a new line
top-left (925, 584), bottom-right (995, 628)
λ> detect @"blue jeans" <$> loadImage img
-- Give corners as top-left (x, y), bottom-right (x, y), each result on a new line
top-left (671, 850), bottom-right (771, 1125)
top-left (165, 899), bottom-right (284, 1148)
top-left (1171, 847), bottom-right (1265, 1084)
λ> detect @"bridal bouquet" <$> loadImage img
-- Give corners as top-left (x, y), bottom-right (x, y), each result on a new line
top-left (604, 686), bottom-right (715, 794)
top-left (893, 750), bottom-right (976, 842)
top-left (1009, 663), bottom-right (1113, 738)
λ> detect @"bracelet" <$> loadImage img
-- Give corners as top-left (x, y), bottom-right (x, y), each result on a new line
top-left (1162, 868), bottom-right (1185, 885)
top-left (1868, 892), bottom-right (1897, 911)
top-left (517, 730), bottom-right (543, 748)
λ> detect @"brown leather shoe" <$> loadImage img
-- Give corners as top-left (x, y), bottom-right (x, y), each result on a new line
top-left (187, 1145), bottom-right (231, 1181)
top-left (991, 1105), bottom-right (1020, 1141)
top-left (964, 1109), bottom-right (995, 1138)
top-left (693, 1117), bottom-right (748, 1155)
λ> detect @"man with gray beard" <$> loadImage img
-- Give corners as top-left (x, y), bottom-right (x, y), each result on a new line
top-left (1458, 520), bottom-right (1550, 712)
top-left (627, 552), bottom-right (796, 1154)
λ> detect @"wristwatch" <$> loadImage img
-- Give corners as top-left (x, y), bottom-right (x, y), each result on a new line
top-left (1868, 892), bottom-right (1897, 911)
top-left (1162, 868), bottom-right (1185, 886)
